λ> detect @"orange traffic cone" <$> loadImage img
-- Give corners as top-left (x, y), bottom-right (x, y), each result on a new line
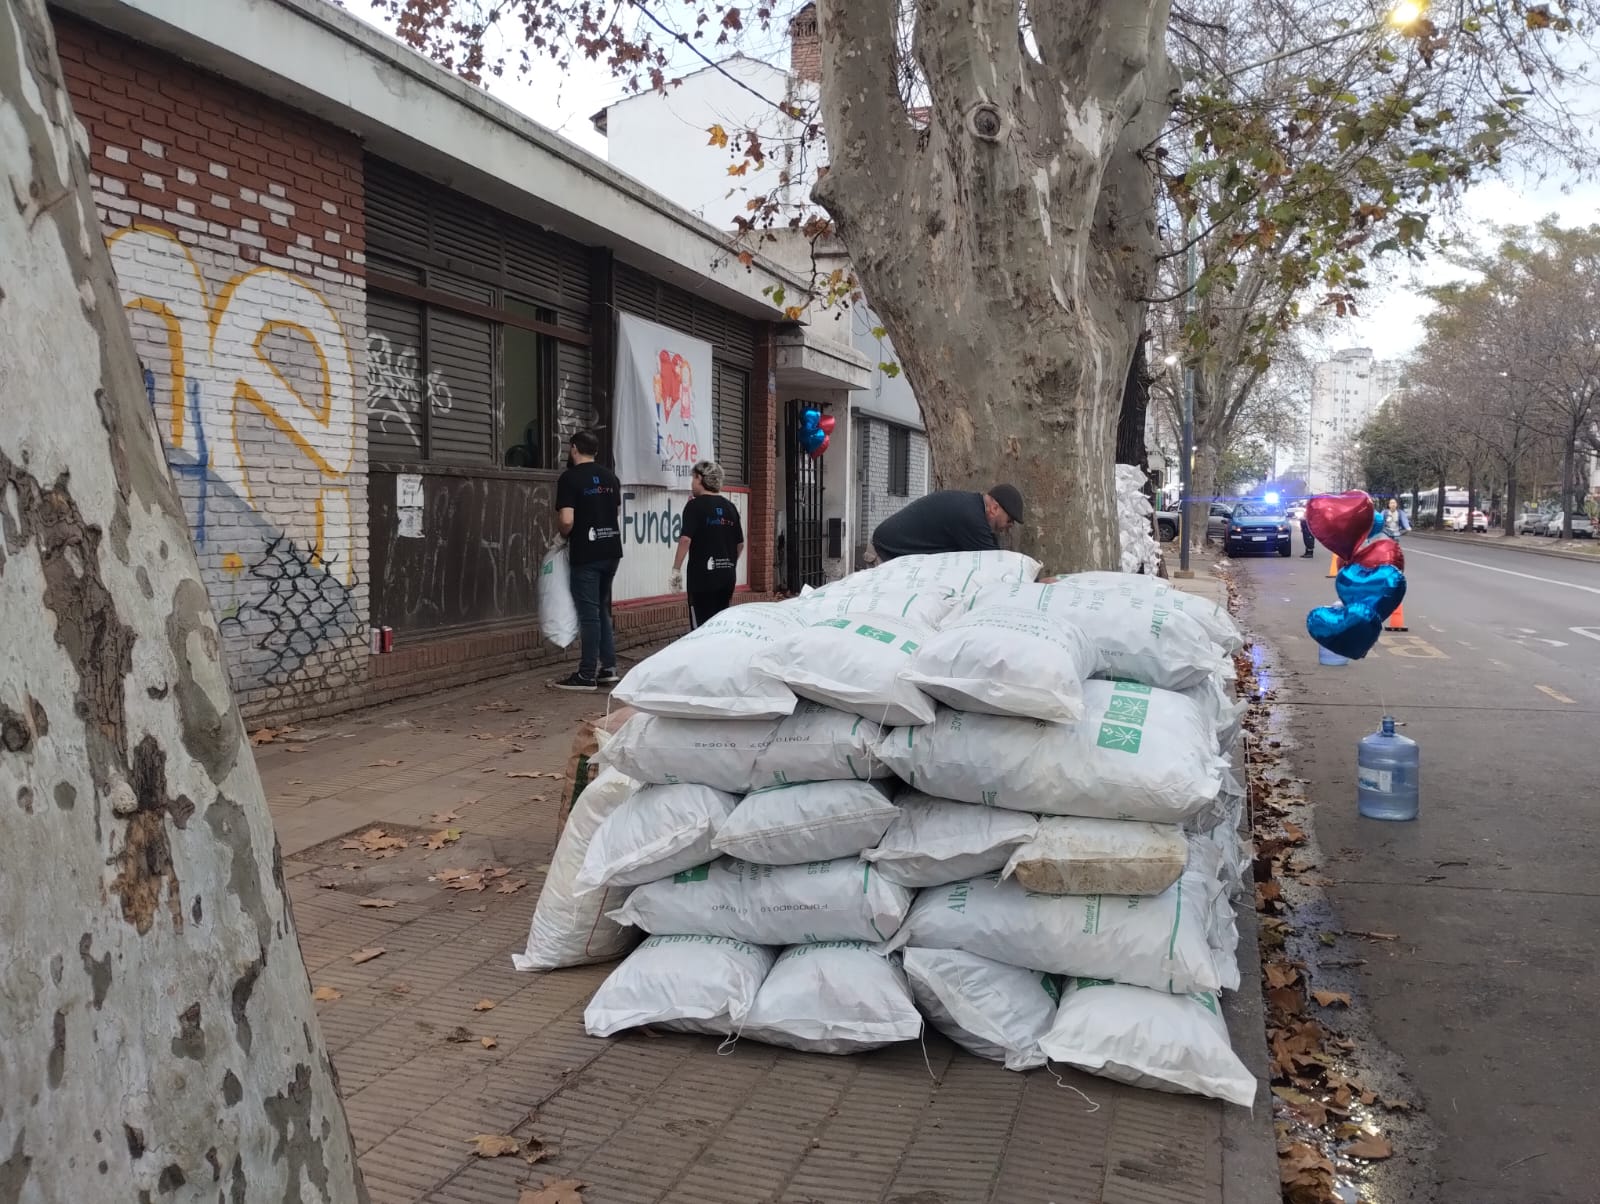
top-left (1385, 600), bottom-right (1408, 632)
top-left (1326, 553), bottom-right (1341, 578)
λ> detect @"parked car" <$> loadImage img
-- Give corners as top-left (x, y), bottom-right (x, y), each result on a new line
top-left (1444, 508), bottom-right (1489, 532)
top-left (1541, 513), bottom-right (1595, 538)
top-left (1206, 503), bottom-right (1234, 543)
top-left (1223, 501), bottom-right (1294, 558)
top-left (1156, 510), bottom-right (1179, 542)
top-left (1516, 509), bottom-right (1550, 535)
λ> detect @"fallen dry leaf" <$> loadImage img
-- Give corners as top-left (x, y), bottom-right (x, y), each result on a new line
top-left (368, 758), bottom-right (404, 767)
top-left (349, 947), bottom-right (386, 965)
top-left (507, 771), bottom-right (540, 779)
top-left (422, 828), bottom-right (462, 851)
top-left (429, 810), bottom-right (460, 825)
top-left (1346, 930), bottom-right (1398, 941)
top-left (388, 983), bottom-right (412, 996)
top-left (468, 1134), bottom-right (521, 1158)
top-left (518, 1179), bottom-right (585, 1204)
top-left (469, 905), bottom-right (487, 913)
top-left (435, 866), bottom-right (489, 892)
top-left (1282, 821), bottom-right (1306, 844)
top-left (1272, 1086), bottom-right (1328, 1128)
top-left (474, 998), bottom-right (497, 1012)
top-left (1267, 986), bottom-right (1304, 1017)
top-left (319, 881), bottom-right (342, 890)
top-left (445, 1026), bottom-right (472, 1043)
top-left (340, 828), bottom-right (408, 857)
top-left (1265, 962), bottom-right (1300, 990)
top-left (1344, 1134), bottom-right (1393, 1160)
top-left (1312, 990), bottom-right (1352, 1008)
top-left (286, 744), bottom-right (308, 754)
top-left (358, 898), bottom-right (399, 909)
top-left (312, 985), bottom-right (342, 1002)
top-left (480, 1036), bottom-right (497, 1049)
top-left (495, 880), bottom-right (528, 895)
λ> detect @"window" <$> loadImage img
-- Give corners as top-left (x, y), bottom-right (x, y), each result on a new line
top-left (501, 298), bottom-right (557, 468)
top-left (888, 426), bottom-right (911, 497)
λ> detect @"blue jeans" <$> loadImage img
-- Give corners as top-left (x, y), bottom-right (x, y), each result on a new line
top-left (569, 558), bottom-right (619, 678)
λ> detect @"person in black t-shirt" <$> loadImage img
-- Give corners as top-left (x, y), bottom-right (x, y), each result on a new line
top-left (552, 430), bottom-right (623, 691)
top-left (671, 460), bottom-right (744, 628)
top-left (870, 484), bottom-right (1026, 562)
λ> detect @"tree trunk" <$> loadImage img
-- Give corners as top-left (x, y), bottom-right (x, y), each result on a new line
top-left (1190, 438), bottom-right (1219, 547)
top-left (1436, 477), bottom-right (1447, 529)
top-left (812, 0), bottom-right (1172, 574)
top-left (1504, 469), bottom-right (1519, 536)
top-left (1561, 441), bottom-right (1576, 538)
top-left (1466, 464), bottom-right (1477, 531)
top-left (1116, 339), bottom-right (1150, 482)
top-left (0, 7), bottom-right (368, 1200)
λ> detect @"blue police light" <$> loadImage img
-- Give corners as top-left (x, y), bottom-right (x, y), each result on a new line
top-left (1264, 491), bottom-right (1281, 507)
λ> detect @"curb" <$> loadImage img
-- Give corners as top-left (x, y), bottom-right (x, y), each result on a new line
top-left (1409, 531), bottom-right (1600, 565)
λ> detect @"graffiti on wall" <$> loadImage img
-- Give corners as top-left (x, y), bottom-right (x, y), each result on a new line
top-left (109, 224), bottom-right (358, 580)
top-left (218, 537), bottom-right (362, 686)
top-left (368, 333), bottom-right (453, 442)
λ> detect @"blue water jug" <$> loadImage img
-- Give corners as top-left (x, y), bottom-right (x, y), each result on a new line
top-left (1357, 715), bottom-right (1419, 821)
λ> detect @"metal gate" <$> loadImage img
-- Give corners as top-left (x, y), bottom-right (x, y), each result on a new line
top-left (784, 398), bottom-right (825, 591)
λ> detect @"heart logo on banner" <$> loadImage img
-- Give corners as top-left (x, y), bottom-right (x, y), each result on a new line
top-left (1306, 492), bottom-right (1376, 561)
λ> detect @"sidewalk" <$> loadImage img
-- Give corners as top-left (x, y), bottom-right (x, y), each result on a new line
top-left (264, 604), bottom-right (1275, 1204)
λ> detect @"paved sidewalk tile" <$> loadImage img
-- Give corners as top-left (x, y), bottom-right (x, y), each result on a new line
top-left (260, 659), bottom-right (1267, 1204)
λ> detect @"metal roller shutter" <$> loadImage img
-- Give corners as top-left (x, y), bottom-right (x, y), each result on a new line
top-left (426, 310), bottom-right (495, 463)
top-left (366, 290), bottom-right (426, 463)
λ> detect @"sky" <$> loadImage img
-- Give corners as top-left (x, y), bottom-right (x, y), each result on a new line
top-left (340, 0), bottom-right (1597, 366)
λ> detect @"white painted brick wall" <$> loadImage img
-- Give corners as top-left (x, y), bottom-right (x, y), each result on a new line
top-left (855, 414), bottom-right (930, 559)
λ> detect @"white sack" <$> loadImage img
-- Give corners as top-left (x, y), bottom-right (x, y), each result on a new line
top-left (904, 606), bottom-right (1097, 723)
top-left (1041, 978), bottom-right (1257, 1107)
top-left (595, 712), bottom-right (779, 794)
top-left (584, 934), bottom-right (776, 1038)
top-left (853, 549), bottom-right (1043, 593)
top-left (751, 702), bottom-right (890, 786)
top-left (891, 870), bottom-right (1226, 995)
top-left (969, 581), bottom-right (1227, 691)
top-left (877, 681), bottom-right (1225, 823)
top-left (575, 782), bottom-right (740, 891)
top-left (1178, 673), bottom-right (1247, 752)
top-left (1116, 464), bottom-right (1162, 576)
top-left (901, 948), bottom-right (1058, 1071)
top-left (862, 793), bottom-right (1039, 888)
top-left (788, 582), bottom-right (957, 629)
top-left (712, 780), bottom-right (899, 865)
top-left (1058, 571), bottom-right (1243, 654)
top-left (538, 539), bottom-right (580, 648)
top-left (613, 603), bottom-right (801, 719)
top-left (1003, 817), bottom-right (1188, 897)
top-left (610, 857), bottom-right (915, 946)
top-left (741, 941), bottom-right (922, 1054)
top-left (777, 615), bottom-right (937, 727)
top-left (513, 767), bottom-right (638, 971)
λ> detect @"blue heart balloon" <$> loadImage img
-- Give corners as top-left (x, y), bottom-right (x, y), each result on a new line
top-left (1334, 563), bottom-right (1406, 621)
top-left (1369, 511), bottom-right (1387, 540)
top-left (1307, 603), bottom-right (1385, 660)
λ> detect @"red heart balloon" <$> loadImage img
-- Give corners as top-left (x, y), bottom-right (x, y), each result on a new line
top-left (819, 413), bottom-right (836, 435)
top-left (1348, 534), bottom-right (1405, 573)
top-left (1306, 492), bottom-right (1375, 561)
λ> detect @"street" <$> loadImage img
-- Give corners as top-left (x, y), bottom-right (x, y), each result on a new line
top-left (1238, 532), bottom-right (1600, 1204)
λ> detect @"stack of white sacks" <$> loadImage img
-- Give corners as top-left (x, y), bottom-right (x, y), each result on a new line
top-left (514, 550), bottom-right (1258, 1107)
top-left (1115, 463), bottom-right (1163, 576)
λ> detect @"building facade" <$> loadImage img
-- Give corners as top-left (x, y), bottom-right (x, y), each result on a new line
top-left (1305, 348), bottom-right (1402, 493)
top-left (53, 0), bottom-right (806, 724)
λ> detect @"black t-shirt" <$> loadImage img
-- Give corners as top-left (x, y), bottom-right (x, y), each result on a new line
top-left (556, 462), bottom-right (623, 565)
top-left (681, 493), bottom-right (744, 590)
top-left (870, 489), bottom-right (997, 561)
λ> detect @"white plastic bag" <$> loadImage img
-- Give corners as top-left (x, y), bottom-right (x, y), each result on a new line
top-left (905, 606), bottom-right (1097, 722)
top-left (968, 581), bottom-right (1227, 691)
top-left (584, 934), bottom-right (777, 1039)
top-left (712, 780), bottom-right (898, 865)
top-left (512, 767), bottom-right (638, 971)
top-left (595, 712), bottom-right (780, 794)
top-left (750, 702), bottom-right (890, 787)
top-left (853, 550), bottom-right (1043, 593)
top-left (613, 603), bottom-right (802, 719)
top-left (1041, 978), bottom-right (1257, 1107)
top-left (902, 948), bottom-right (1058, 1071)
top-left (890, 870), bottom-right (1227, 995)
top-left (1002, 817), bottom-right (1189, 897)
top-left (777, 615), bottom-right (937, 727)
top-left (787, 582), bottom-right (957, 629)
top-left (862, 793), bottom-right (1039, 888)
top-left (538, 539), bottom-right (580, 648)
top-left (575, 782), bottom-right (740, 891)
top-left (741, 941), bottom-right (922, 1054)
top-left (1058, 571), bottom-right (1243, 653)
top-left (877, 681), bottom-right (1224, 823)
top-left (609, 856), bottom-right (914, 946)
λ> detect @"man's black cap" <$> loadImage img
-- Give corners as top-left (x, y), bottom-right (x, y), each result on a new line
top-left (990, 483), bottom-right (1025, 524)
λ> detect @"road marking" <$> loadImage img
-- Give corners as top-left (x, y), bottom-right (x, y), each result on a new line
top-left (1428, 623), bottom-right (1446, 633)
top-left (1573, 627), bottom-right (1600, 643)
top-left (1405, 547), bottom-right (1600, 596)
top-left (1455, 640), bottom-right (1475, 648)
top-left (1384, 635), bottom-right (1448, 659)
top-left (1536, 685), bottom-right (1577, 704)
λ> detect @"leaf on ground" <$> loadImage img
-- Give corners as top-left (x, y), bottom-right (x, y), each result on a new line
top-left (1317, 932), bottom-right (1338, 946)
top-left (1279, 1140), bottom-right (1333, 1179)
top-left (488, 866), bottom-right (513, 878)
top-left (474, 998), bottom-right (497, 1012)
top-left (1346, 930), bottom-right (1398, 941)
top-left (1381, 1096), bottom-right (1414, 1112)
top-left (1267, 986), bottom-right (1304, 1016)
top-left (388, 983), bottom-right (412, 996)
top-left (429, 810), bottom-right (460, 825)
top-left (480, 1036), bottom-right (497, 1049)
top-left (1256, 881), bottom-right (1284, 913)
top-left (358, 898), bottom-right (400, 909)
top-left (1272, 1086), bottom-right (1328, 1127)
top-left (368, 758), bottom-right (404, 767)
top-left (1282, 821), bottom-right (1306, 843)
top-left (312, 985), bottom-right (343, 1002)
top-left (445, 1026), bottom-right (472, 1043)
top-left (286, 744), bottom-right (309, 753)
top-left (435, 867), bottom-right (488, 892)
top-left (422, 828), bottom-right (462, 850)
top-left (1345, 1134), bottom-right (1393, 1160)
top-left (1265, 962), bottom-right (1300, 990)
top-left (507, 771), bottom-right (540, 778)
top-left (1312, 990), bottom-right (1352, 1008)
top-left (495, 880), bottom-right (528, 895)
top-left (518, 1180), bottom-right (585, 1204)
top-left (250, 725), bottom-right (295, 746)
top-left (341, 828), bottom-right (408, 856)
top-left (467, 1134), bottom-right (521, 1158)
top-left (349, 947), bottom-right (386, 964)
top-left (319, 881), bottom-right (342, 890)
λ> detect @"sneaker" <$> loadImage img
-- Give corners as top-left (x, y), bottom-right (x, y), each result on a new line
top-left (596, 667), bottom-right (621, 686)
top-left (551, 672), bottom-right (597, 692)
top-left (1302, 552), bottom-right (1314, 558)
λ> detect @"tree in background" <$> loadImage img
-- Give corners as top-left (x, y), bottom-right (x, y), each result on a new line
top-left (1, 4), bottom-right (368, 1199)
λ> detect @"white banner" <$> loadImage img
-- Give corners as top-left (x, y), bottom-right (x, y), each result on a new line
top-left (613, 485), bottom-right (749, 603)
top-left (614, 313), bottom-right (716, 488)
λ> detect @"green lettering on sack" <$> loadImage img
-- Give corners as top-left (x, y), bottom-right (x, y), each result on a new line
top-left (816, 618), bottom-right (851, 629)
top-left (855, 624), bottom-right (896, 643)
top-left (1081, 896), bottom-right (1101, 934)
top-left (1073, 977), bottom-right (1115, 990)
top-left (1106, 695), bottom-right (1149, 724)
top-left (899, 639), bottom-right (920, 654)
top-left (1148, 607), bottom-right (1169, 638)
top-left (1096, 722), bottom-right (1144, 753)
top-left (1190, 992), bottom-right (1220, 1015)
top-left (947, 880), bottom-right (971, 914)
top-left (673, 864), bottom-right (711, 884)
top-left (1112, 681), bottom-right (1152, 695)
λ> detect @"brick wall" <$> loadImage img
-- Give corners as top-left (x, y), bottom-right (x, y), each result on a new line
top-left (855, 414), bottom-right (930, 560)
top-left (57, 15), bottom-right (369, 721)
top-left (748, 324), bottom-right (779, 593)
top-left (788, 6), bottom-right (821, 83)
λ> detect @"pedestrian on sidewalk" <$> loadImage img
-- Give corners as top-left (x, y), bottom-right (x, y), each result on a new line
top-left (671, 460), bottom-right (744, 628)
top-left (552, 430), bottom-right (622, 692)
